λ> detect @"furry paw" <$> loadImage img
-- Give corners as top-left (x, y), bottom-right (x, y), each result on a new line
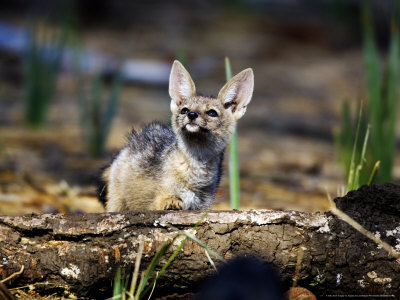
top-left (163, 197), bottom-right (183, 210)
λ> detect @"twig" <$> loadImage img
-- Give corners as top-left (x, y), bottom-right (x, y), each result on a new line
top-left (292, 246), bottom-right (305, 287)
top-left (147, 271), bottom-right (158, 300)
top-left (9, 281), bottom-right (71, 291)
top-left (204, 249), bottom-right (217, 271)
top-left (1, 265), bottom-right (24, 284)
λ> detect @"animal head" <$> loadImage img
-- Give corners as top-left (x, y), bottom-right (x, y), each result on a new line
top-left (169, 60), bottom-right (254, 152)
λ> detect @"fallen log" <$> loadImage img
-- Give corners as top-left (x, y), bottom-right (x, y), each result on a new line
top-left (0, 184), bottom-right (399, 298)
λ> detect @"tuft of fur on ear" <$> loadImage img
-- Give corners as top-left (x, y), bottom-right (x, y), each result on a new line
top-left (218, 68), bottom-right (254, 120)
top-left (169, 60), bottom-right (196, 111)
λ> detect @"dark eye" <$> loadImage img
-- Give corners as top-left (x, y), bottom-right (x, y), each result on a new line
top-left (180, 108), bottom-right (189, 114)
top-left (206, 109), bottom-right (218, 117)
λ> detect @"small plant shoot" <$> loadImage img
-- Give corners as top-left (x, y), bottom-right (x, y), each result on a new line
top-left (225, 57), bottom-right (241, 210)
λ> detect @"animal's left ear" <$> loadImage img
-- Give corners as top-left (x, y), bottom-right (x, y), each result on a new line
top-left (218, 68), bottom-right (254, 120)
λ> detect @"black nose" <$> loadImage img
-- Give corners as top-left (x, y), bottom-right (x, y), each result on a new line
top-left (188, 111), bottom-right (198, 120)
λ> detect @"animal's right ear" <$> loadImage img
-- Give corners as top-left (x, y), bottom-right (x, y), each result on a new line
top-left (169, 60), bottom-right (196, 111)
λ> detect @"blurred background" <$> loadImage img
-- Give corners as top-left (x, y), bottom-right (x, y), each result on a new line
top-left (0, 0), bottom-right (399, 215)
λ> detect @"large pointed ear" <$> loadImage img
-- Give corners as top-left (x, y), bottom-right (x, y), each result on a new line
top-left (218, 68), bottom-right (254, 120)
top-left (169, 60), bottom-right (196, 109)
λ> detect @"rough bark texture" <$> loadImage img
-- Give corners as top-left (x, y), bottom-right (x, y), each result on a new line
top-left (0, 184), bottom-right (399, 299)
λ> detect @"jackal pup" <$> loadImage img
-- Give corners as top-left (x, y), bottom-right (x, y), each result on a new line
top-left (102, 60), bottom-right (253, 211)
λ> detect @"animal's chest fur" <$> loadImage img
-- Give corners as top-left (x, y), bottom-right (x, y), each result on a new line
top-left (161, 150), bottom-right (220, 209)
top-left (164, 151), bottom-right (213, 191)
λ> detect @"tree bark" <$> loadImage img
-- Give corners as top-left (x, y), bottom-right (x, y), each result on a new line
top-left (0, 205), bottom-right (399, 298)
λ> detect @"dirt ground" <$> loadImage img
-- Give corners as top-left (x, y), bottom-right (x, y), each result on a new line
top-left (1, 8), bottom-right (400, 216)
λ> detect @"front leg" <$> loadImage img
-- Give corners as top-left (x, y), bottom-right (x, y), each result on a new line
top-left (152, 193), bottom-right (183, 210)
top-left (152, 185), bottom-right (203, 210)
top-left (162, 196), bottom-right (183, 210)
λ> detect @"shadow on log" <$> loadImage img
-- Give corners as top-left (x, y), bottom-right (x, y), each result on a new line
top-left (0, 183), bottom-right (399, 298)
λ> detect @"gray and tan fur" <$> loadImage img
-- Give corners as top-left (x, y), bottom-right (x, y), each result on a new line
top-left (102, 60), bottom-right (254, 211)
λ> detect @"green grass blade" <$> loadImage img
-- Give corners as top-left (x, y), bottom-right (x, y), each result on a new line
top-left (362, 0), bottom-right (382, 133)
top-left (229, 131), bottom-right (240, 210)
top-left (187, 211), bottom-right (209, 232)
top-left (181, 231), bottom-right (227, 262)
top-left (135, 272), bottom-right (146, 300)
top-left (337, 0), bottom-right (398, 189)
top-left (75, 61), bottom-right (90, 143)
top-left (78, 70), bottom-right (122, 157)
top-left (225, 57), bottom-right (232, 82)
top-left (367, 160), bottom-right (381, 185)
top-left (113, 268), bottom-right (123, 299)
top-left (88, 74), bottom-right (104, 157)
top-left (129, 241), bottom-right (144, 297)
top-left (100, 71), bottom-right (123, 151)
top-left (136, 238), bottom-right (176, 298)
top-left (387, 1), bottom-right (400, 126)
top-left (361, 0), bottom-right (383, 183)
top-left (334, 101), bottom-right (354, 177)
top-left (359, 124), bottom-right (370, 167)
top-left (380, 0), bottom-right (400, 183)
top-left (225, 57), bottom-right (240, 210)
top-left (139, 212), bottom-right (209, 298)
top-left (140, 238), bottom-right (187, 299)
top-left (346, 105), bottom-right (363, 192)
top-left (353, 124), bottom-right (370, 190)
top-left (24, 13), bottom-right (70, 129)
